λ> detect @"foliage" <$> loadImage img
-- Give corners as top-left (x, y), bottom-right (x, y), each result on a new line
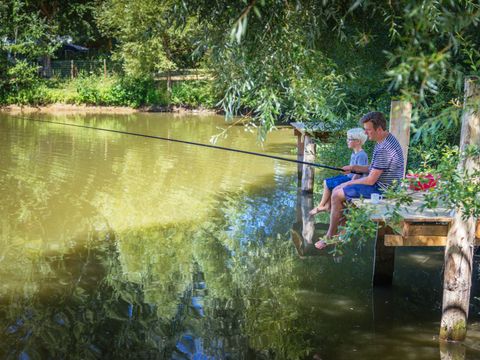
top-left (0, 0), bottom-right (56, 98)
top-left (76, 75), bottom-right (167, 107)
top-left (3, 74), bottom-right (170, 107)
top-left (170, 80), bottom-right (218, 108)
top-left (168, 0), bottom-right (480, 141)
top-left (412, 145), bottom-right (480, 219)
top-left (340, 144), bottom-right (480, 247)
top-left (335, 203), bottom-right (378, 255)
top-left (96, 0), bottom-right (201, 77)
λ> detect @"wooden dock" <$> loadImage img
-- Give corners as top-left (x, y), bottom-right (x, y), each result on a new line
top-left (290, 83), bottom-right (479, 343)
top-left (352, 194), bottom-right (480, 286)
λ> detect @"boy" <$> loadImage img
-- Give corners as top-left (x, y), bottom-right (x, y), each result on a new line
top-left (309, 128), bottom-right (368, 215)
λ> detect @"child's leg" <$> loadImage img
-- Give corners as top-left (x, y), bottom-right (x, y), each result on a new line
top-left (309, 180), bottom-right (331, 215)
top-left (318, 180), bottom-right (331, 207)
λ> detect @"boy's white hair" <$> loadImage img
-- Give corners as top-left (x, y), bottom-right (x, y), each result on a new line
top-left (347, 127), bottom-right (368, 145)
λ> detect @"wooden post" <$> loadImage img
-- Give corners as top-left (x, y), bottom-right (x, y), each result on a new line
top-left (296, 132), bottom-right (304, 185)
top-left (371, 100), bottom-right (412, 286)
top-left (70, 60), bottom-right (74, 79)
top-left (439, 341), bottom-right (466, 360)
top-left (301, 192), bottom-right (315, 243)
top-left (372, 224), bottom-right (395, 286)
top-left (440, 76), bottom-right (480, 342)
top-left (301, 134), bottom-right (315, 193)
top-left (167, 71), bottom-right (172, 93)
top-left (389, 100), bottom-right (412, 175)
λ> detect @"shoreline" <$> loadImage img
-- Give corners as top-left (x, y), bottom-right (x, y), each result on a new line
top-left (0, 103), bottom-right (219, 115)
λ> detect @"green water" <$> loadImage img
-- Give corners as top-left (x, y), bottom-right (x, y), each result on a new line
top-left (1, 112), bottom-right (479, 359)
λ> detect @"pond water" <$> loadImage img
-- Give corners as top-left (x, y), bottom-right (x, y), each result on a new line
top-left (1, 112), bottom-right (480, 359)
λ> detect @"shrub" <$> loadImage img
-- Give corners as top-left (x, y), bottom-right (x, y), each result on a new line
top-left (170, 80), bottom-right (217, 108)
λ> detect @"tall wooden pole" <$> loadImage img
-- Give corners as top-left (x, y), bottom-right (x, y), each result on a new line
top-left (301, 134), bottom-right (316, 193)
top-left (440, 76), bottom-right (480, 342)
top-left (372, 100), bottom-right (412, 286)
top-left (296, 132), bottom-right (304, 185)
top-left (389, 100), bottom-right (412, 175)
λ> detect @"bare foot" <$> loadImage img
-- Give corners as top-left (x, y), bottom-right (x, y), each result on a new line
top-left (314, 240), bottom-right (328, 250)
top-left (309, 205), bottom-right (330, 216)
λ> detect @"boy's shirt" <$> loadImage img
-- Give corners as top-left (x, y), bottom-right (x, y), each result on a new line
top-left (347, 149), bottom-right (368, 179)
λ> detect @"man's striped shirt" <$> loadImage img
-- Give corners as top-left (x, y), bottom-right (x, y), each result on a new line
top-left (369, 133), bottom-right (404, 190)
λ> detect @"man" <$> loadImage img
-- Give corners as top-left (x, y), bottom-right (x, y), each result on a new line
top-left (315, 111), bottom-right (404, 250)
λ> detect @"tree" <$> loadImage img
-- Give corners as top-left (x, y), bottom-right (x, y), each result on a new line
top-left (96, 0), bottom-right (201, 77)
top-left (176, 0), bottom-right (480, 140)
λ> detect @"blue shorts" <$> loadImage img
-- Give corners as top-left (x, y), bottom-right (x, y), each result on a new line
top-left (325, 175), bottom-right (351, 190)
top-left (343, 184), bottom-right (382, 201)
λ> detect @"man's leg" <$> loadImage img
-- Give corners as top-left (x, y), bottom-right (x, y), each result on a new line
top-left (326, 187), bottom-right (346, 238)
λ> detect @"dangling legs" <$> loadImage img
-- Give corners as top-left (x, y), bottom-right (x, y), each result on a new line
top-left (309, 180), bottom-right (331, 215)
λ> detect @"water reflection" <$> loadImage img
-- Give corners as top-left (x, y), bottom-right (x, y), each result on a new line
top-left (1, 113), bottom-right (480, 359)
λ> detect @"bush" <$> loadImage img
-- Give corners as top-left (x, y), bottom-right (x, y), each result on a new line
top-left (170, 80), bottom-right (217, 108)
top-left (6, 85), bottom-right (48, 106)
top-left (106, 76), bottom-right (168, 107)
top-left (1, 70), bottom-right (216, 109)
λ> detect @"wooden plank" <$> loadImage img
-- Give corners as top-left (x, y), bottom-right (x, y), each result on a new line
top-left (407, 223), bottom-right (449, 236)
top-left (352, 195), bottom-right (455, 223)
top-left (385, 234), bottom-right (480, 246)
top-left (290, 122), bottom-right (331, 141)
top-left (385, 235), bottom-right (447, 246)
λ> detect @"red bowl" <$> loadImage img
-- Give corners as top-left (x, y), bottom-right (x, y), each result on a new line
top-left (406, 173), bottom-right (438, 191)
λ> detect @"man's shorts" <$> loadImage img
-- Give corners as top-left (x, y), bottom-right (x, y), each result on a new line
top-left (325, 175), bottom-right (351, 190)
top-left (343, 184), bottom-right (382, 201)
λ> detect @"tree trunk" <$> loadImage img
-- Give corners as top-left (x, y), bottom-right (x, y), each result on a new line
top-left (440, 76), bottom-right (480, 342)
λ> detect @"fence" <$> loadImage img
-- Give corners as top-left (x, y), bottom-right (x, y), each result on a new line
top-left (46, 61), bottom-right (212, 83)
top-left (49, 59), bottom-right (111, 78)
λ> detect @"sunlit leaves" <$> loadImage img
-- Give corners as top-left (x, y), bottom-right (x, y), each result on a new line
top-left (97, 0), bottom-right (201, 77)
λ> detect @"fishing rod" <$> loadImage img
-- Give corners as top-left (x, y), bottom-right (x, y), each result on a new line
top-left (14, 117), bottom-right (362, 174)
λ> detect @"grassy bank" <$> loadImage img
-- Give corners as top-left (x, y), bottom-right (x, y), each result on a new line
top-left (1, 74), bottom-right (219, 110)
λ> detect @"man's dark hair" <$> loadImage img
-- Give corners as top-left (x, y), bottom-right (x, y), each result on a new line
top-left (360, 112), bottom-right (387, 130)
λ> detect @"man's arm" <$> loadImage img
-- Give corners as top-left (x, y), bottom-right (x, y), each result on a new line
top-left (342, 164), bottom-right (369, 174)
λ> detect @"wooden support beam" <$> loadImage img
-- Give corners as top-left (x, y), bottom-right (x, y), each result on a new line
top-left (372, 225), bottom-right (395, 286)
top-left (301, 134), bottom-right (316, 193)
top-left (385, 235), bottom-right (480, 247)
top-left (389, 101), bottom-right (412, 175)
top-left (296, 132), bottom-right (304, 184)
top-left (440, 76), bottom-right (480, 342)
top-left (384, 221), bottom-right (479, 246)
top-left (291, 122), bottom-right (331, 192)
top-left (385, 235), bottom-right (447, 246)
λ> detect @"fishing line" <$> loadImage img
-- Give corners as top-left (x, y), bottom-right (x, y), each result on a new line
top-left (13, 116), bottom-right (361, 174)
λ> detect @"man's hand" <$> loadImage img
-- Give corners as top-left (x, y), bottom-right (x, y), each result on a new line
top-left (342, 165), bottom-right (354, 173)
